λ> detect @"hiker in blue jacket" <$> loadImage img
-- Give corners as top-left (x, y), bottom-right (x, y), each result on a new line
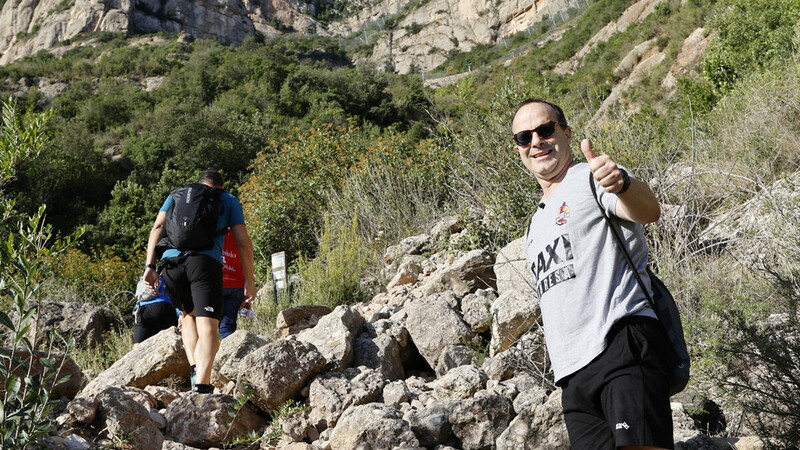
top-left (132, 276), bottom-right (178, 347)
top-left (142, 170), bottom-right (256, 394)
top-left (512, 99), bottom-right (673, 449)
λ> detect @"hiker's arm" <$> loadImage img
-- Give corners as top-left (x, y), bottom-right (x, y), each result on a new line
top-left (143, 211), bottom-right (167, 291)
top-left (583, 139), bottom-right (660, 224)
top-left (614, 177), bottom-right (660, 224)
top-left (230, 223), bottom-right (256, 304)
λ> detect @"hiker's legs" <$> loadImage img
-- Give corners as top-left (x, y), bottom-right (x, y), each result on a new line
top-left (219, 287), bottom-right (244, 339)
top-left (181, 255), bottom-right (224, 387)
top-left (181, 313), bottom-right (198, 366)
top-left (563, 317), bottom-right (673, 450)
top-left (193, 316), bottom-right (220, 385)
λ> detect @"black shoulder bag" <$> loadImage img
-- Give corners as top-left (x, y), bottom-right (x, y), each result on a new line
top-left (589, 171), bottom-right (690, 396)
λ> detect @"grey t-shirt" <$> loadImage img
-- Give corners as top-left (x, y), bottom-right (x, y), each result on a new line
top-left (524, 162), bottom-right (655, 384)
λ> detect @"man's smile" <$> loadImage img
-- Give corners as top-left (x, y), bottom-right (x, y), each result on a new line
top-left (531, 148), bottom-right (554, 158)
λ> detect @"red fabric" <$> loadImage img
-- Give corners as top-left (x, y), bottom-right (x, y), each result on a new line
top-left (222, 231), bottom-right (244, 288)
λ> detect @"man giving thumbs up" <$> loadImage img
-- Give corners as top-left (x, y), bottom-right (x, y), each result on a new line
top-left (512, 99), bottom-right (672, 450)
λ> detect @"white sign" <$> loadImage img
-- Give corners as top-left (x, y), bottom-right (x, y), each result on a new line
top-left (271, 251), bottom-right (287, 299)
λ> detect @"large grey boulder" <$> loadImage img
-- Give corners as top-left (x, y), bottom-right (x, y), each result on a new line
top-left (496, 389), bottom-right (569, 449)
top-left (353, 323), bottom-right (405, 381)
top-left (95, 387), bottom-right (164, 450)
top-left (371, 318), bottom-right (415, 363)
top-left (404, 400), bottom-right (460, 448)
top-left (308, 367), bottom-right (386, 429)
top-left (420, 249), bottom-right (497, 296)
top-left (490, 291), bottom-right (540, 356)
top-left (297, 305), bottom-right (364, 372)
top-left (236, 339), bottom-right (325, 414)
top-left (329, 403), bottom-right (422, 449)
top-left (494, 238), bottom-right (537, 298)
top-left (211, 329), bottom-right (270, 388)
top-left (405, 296), bottom-right (474, 369)
top-left (164, 392), bottom-right (266, 447)
top-left (435, 344), bottom-right (475, 378)
top-left (276, 304), bottom-right (332, 337)
top-left (430, 365), bottom-right (487, 401)
top-left (29, 301), bottom-right (116, 347)
top-left (82, 327), bottom-right (189, 397)
top-left (0, 348), bottom-right (83, 399)
top-left (461, 289), bottom-right (496, 333)
top-left (449, 394), bottom-right (515, 450)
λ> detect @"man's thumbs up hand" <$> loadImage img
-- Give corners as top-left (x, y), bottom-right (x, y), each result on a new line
top-left (582, 139), bottom-right (627, 194)
top-left (581, 138), bottom-right (597, 162)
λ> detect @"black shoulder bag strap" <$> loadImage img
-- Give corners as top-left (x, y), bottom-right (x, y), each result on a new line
top-left (588, 171), bottom-right (655, 309)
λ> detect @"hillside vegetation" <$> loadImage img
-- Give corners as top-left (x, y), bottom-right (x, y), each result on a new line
top-left (2, 0), bottom-right (800, 445)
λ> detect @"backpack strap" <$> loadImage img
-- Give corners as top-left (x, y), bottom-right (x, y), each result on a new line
top-left (588, 171), bottom-right (656, 309)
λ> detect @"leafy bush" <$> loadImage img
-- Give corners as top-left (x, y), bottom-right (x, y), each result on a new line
top-left (1, 208), bottom-right (77, 449)
top-left (703, 0), bottom-right (800, 95)
top-left (241, 122), bottom-right (439, 262)
top-left (42, 247), bottom-right (141, 313)
top-left (293, 215), bottom-right (375, 308)
top-left (1, 97), bottom-right (76, 449)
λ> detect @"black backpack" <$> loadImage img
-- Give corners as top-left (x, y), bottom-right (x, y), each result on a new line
top-left (157, 183), bottom-right (226, 255)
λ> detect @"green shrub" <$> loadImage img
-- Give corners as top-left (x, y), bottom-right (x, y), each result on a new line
top-left (42, 247), bottom-right (141, 312)
top-left (293, 215), bottom-right (375, 308)
top-left (0, 209), bottom-right (77, 449)
top-left (264, 399), bottom-right (310, 440)
top-left (703, 0), bottom-right (800, 95)
top-left (1, 97), bottom-right (76, 449)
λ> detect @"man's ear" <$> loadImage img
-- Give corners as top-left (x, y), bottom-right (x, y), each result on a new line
top-left (565, 125), bottom-right (572, 141)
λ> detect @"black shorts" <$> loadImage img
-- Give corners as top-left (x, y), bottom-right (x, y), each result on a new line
top-left (133, 301), bottom-right (179, 344)
top-left (159, 255), bottom-right (224, 320)
top-left (560, 315), bottom-right (674, 449)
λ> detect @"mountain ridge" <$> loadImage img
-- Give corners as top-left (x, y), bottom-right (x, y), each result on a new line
top-left (1, 0), bottom-right (583, 73)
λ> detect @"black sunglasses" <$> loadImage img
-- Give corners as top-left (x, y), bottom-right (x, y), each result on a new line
top-left (512, 121), bottom-right (561, 147)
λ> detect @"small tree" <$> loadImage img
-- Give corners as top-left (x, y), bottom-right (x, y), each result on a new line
top-left (0, 97), bottom-right (78, 449)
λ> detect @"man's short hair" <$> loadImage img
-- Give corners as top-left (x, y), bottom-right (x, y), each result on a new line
top-left (198, 170), bottom-right (224, 188)
top-left (511, 98), bottom-right (569, 131)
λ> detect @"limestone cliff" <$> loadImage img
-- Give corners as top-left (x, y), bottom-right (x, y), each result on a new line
top-left (0, 0), bottom-right (317, 65)
top-left (339, 0), bottom-right (576, 73)
top-left (0, 0), bottom-right (577, 72)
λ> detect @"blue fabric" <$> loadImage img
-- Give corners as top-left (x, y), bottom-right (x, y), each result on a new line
top-left (219, 287), bottom-right (244, 339)
top-left (159, 191), bottom-right (245, 264)
top-left (134, 277), bottom-right (171, 311)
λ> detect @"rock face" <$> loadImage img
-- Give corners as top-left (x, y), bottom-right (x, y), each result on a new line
top-left (554, 0), bottom-right (667, 75)
top-left (0, 0), bottom-right (316, 65)
top-left (335, 0), bottom-right (579, 73)
top-left (0, 0), bottom-right (592, 73)
top-left (81, 326), bottom-right (189, 397)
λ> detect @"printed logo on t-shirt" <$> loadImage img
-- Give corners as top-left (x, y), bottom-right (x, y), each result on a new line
top-left (615, 422), bottom-right (630, 430)
top-left (530, 234), bottom-right (576, 296)
top-left (556, 202), bottom-right (570, 226)
top-left (204, 306), bottom-right (214, 312)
